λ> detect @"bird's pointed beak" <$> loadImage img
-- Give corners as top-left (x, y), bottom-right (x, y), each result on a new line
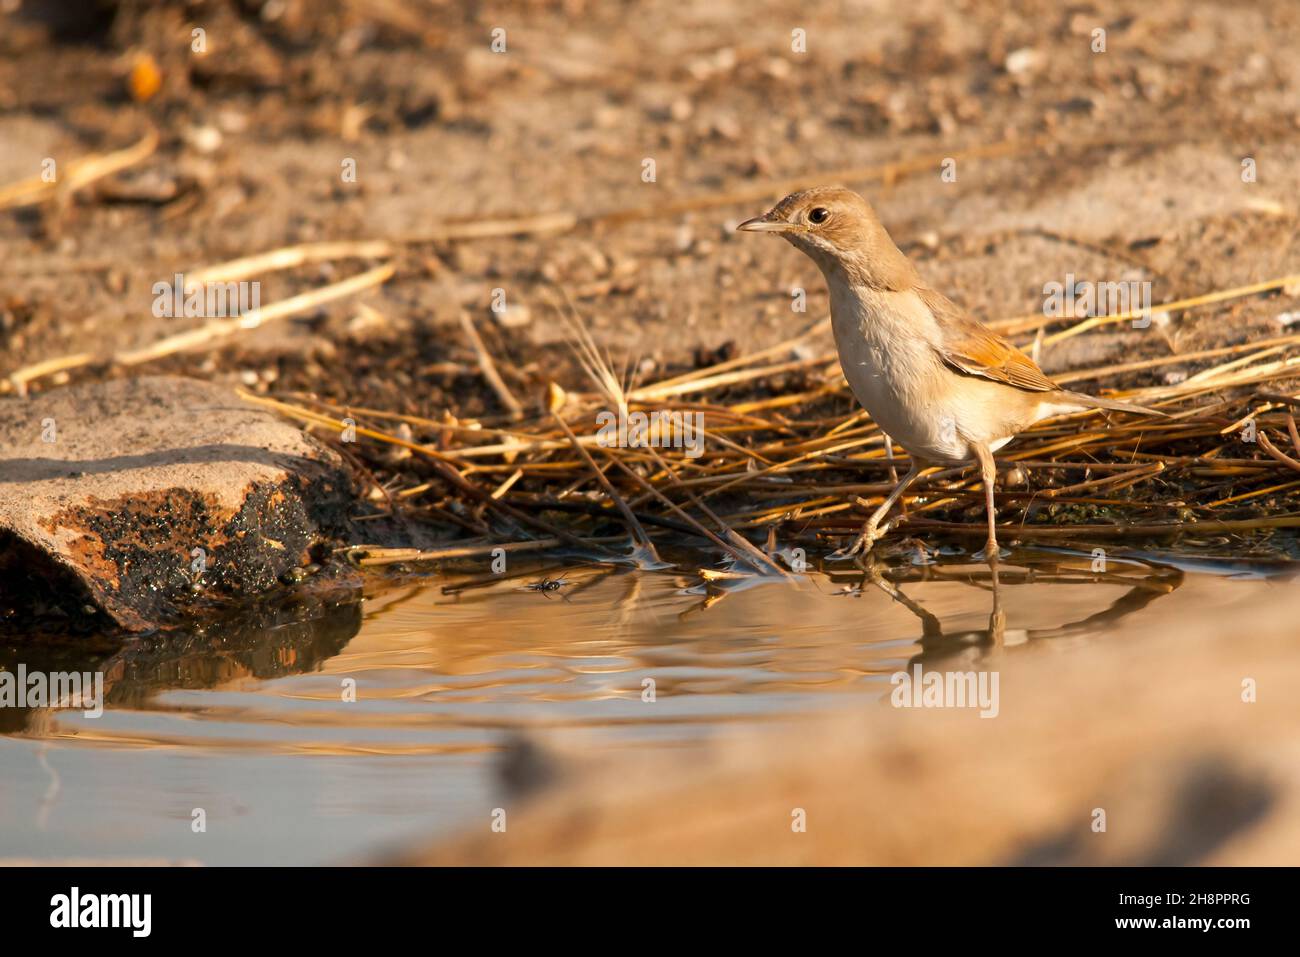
top-left (737, 214), bottom-right (797, 233)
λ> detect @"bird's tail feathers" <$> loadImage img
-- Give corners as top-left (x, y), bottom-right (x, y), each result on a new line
top-left (1059, 390), bottom-right (1169, 418)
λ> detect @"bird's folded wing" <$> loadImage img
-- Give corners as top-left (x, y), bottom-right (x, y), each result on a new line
top-left (917, 286), bottom-right (1058, 393)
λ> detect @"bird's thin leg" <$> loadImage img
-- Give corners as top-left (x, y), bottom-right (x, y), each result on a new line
top-left (863, 558), bottom-right (944, 639)
top-left (883, 433), bottom-right (899, 485)
top-left (828, 460), bottom-right (923, 561)
top-left (987, 555), bottom-right (1006, 644)
top-left (972, 443), bottom-right (1003, 562)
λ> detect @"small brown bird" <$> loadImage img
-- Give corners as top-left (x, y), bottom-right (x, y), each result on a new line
top-left (739, 186), bottom-right (1163, 561)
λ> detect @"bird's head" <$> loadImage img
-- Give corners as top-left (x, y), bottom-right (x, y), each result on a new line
top-left (737, 186), bottom-right (916, 290)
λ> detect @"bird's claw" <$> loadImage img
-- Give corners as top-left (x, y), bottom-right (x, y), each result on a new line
top-left (826, 540), bottom-right (865, 562)
top-left (827, 523), bottom-right (888, 562)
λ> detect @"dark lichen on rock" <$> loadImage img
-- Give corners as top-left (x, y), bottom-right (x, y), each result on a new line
top-left (0, 376), bottom-right (359, 634)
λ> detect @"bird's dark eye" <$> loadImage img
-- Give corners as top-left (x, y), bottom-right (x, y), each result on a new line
top-left (808, 207), bottom-right (830, 225)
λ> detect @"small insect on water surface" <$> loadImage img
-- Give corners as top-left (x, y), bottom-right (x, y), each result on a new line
top-left (520, 576), bottom-right (573, 599)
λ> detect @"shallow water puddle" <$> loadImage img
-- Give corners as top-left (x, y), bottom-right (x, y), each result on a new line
top-left (0, 547), bottom-right (1289, 864)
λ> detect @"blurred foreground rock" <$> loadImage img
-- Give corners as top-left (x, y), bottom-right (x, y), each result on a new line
top-left (0, 376), bottom-right (353, 633)
top-left (399, 600), bottom-right (1299, 865)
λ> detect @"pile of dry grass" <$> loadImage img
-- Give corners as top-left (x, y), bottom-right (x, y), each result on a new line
top-left (230, 269), bottom-right (1300, 575)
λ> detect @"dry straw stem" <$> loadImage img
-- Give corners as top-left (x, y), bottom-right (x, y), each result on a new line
top-left (0, 126), bottom-right (159, 211)
top-left (1257, 431), bottom-right (1300, 474)
top-left (237, 389), bottom-right (618, 558)
top-left (116, 262), bottom-right (397, 366)
top-left (4, 352), bottom-right (98, 397)
top-left (548, 388), bottom-right (660, 559)
top-left (997, 274), bottom-right (1300, 344)
top-left (600, 449), bottom-right (775, 571)
top-left (640, 445), bottom-right (791, 577)
top-left (350, 537), bottom-right (620, 567)
top-left (183, 241), bottom-right (394, 286)
top-left (898, 516), bottom-right (1300, 540)
top-left (550, 299), bottom-right (785, 575)
top-left (458, 311), bottom-right (525, 421)
top-left (315, 265), bottom-right (1299, 558)
top-left (3, 245), bottom-right (398, 393)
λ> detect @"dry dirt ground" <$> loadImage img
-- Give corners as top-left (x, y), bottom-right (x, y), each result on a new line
top-left (2, 0), bottom-right (1299, 422)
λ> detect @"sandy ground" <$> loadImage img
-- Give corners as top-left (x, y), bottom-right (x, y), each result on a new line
top-left (2, 0), bottom-right (1299, 422)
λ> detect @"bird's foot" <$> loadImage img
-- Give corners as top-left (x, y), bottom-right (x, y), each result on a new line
top-left (827, 522), bottom-right (889, 562)
top-left (974, 539), bottom-right (1009, 563)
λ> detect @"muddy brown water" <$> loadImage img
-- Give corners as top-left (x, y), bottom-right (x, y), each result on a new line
top-left (0, 544), bottom-right (1290, 865)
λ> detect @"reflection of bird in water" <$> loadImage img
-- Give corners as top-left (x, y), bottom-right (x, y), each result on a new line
top-left (36, 742), bottom-right (61, 831)
top-left (824, 552), bottom-right (1184, 672)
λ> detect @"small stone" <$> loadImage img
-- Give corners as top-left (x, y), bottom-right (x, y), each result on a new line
top-left (186, 125), bottom-right (223, 154)
top-left (1005, 48), bottom-right (1043, 75)
top-left (491, 302), bottom-right (532, 329)
top-left (763, 58), bottom-right (792, 80)
top-left (281, 567), bottom-right (308, 585)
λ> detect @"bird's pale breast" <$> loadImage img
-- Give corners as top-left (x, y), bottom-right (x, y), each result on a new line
top-left (828, 283), bottom-right (1046, 464)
